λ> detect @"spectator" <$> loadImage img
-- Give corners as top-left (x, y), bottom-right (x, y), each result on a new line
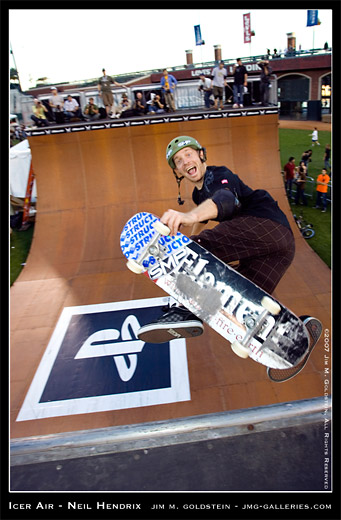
top-left (19, 124), bottom-right (27, 140)
top-left (98, 68), bottom-right (126, 117)
top-left (301, 149), bottom-right (312, 173)
top-left (31, 98), bottom-right (49, 127)
top-left (115, 93), bottom-right (132, 118)
top-left (324, 144), bottom-right (331, 172)
top-left (14, 125), bottom-right (21, 140)
top-left (148, 94), bottom-right (165, 114)
top-left (63, 95), bottom-right (85, 122)
top-left (212, 60), bottom-right (228, 110)
top-left (283, 156), bottom-right (296, 200)
top-left (294, 161), bottom-right (308, 206)
top-left (84, 97), bottom-right (100, 121)
top-left (309, 127), bottom-right (320, 146)
top-left (314, 168), bottom-right (330, 213)
top-left (10, 127), bottom-right (16, 146)
top-left (257, 60), bottom-right (273, 106)
top-left (133, 92), bottom-right (146, 116)
top-left (232, 58), bottom-right (247, 108)
top-left (160, 69), bottom-right (177, 112)
top-left (198, 73), bottom-right (213, 109)
top-left (49, 87), bottom-right (65, 124)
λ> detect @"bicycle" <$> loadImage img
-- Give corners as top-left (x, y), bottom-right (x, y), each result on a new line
top-left (293, 213), bottom-right (315, 239)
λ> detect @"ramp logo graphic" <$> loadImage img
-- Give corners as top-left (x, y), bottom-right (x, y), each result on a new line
top-left (16, 298), bottom-right (190, 421)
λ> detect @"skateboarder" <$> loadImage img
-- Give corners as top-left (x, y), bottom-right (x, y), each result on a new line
top-left (137, 135), bottom-right (295, 341)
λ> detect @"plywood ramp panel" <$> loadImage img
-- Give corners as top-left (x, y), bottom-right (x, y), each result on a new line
top-left (10, 114), bottom-right (331, 438)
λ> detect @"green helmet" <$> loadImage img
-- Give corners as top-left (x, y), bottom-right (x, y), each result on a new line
top-left (166, 135), bottom-right (203, 169)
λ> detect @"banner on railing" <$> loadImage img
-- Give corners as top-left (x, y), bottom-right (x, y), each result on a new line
top-left (194, 25), bottom-right (204, 45)
top-left (307, 10), bottom-right (319, 26)
top-left (243, 13), bottom-right (251, 44)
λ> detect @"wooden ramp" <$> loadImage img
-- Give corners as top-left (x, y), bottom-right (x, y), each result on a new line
top-left (10, 110), bottom-right (331, 439)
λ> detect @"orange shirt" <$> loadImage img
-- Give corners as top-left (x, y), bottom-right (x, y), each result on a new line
top-left (316, 173), bottom-right (330, 193)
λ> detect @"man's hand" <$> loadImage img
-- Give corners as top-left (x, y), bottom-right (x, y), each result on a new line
top-left (160, 210), bottom-right (197, 236)
top-left (160, 199), bottom-right (218, 236)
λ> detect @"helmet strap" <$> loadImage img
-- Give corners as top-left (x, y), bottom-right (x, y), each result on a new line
top-left (172, 170), bottom-right (185, 205)
top-left (200, 147), bottom-right (207, 163)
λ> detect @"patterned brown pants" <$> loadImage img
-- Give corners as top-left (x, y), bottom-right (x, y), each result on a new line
top-left (191, 216), bottom-right (295, 295)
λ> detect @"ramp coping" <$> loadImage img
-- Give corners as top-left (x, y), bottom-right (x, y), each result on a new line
top-left (11, 396), bottom-right (331, 467)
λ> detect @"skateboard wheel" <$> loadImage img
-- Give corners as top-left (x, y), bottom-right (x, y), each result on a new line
top-left (261, 296), bottom-right (281, 315)
top-left (153, 220), bottom-right (171, 236)
top-left (231, 340), bottom-right (250, 359)
top-left (126, 259), bottom-right (145, 274)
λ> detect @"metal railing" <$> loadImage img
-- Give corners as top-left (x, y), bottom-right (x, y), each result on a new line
top-left (26, 48), bottom-right (332, 91)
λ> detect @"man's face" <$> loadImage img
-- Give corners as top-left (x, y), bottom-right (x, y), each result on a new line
top-left (173, 147), bottom-right (206, 186)
top-left (163, 70), bottom-right (168, 76)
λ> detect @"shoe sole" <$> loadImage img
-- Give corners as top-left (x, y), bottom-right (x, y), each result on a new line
top-left (267, 317), bottom-right (322, 382)
top-left (137, 321), bottom-right (204, 343)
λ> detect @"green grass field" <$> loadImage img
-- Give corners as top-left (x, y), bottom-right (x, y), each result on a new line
top-left (9, 127), bottom-right (332, 286)
top-left (10, 224), bottom-right (35, 285)
top-left (279, 128), bottom-right (331, 268)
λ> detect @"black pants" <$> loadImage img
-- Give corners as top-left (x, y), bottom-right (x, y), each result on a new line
top-left (31, 115), bottom-right (49, 127)
top-left (260, 83), bottom-right (270, 106)
top-left (54, 111), bottom-right (65, 124)
top-left (191, 216), bottom-right (295, 295)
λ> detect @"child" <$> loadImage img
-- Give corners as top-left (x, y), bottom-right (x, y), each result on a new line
top-left (309, 127), bottom-right (320, 146)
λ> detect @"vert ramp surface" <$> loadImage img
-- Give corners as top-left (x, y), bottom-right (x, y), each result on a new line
top-left (10, 109), bottom-right (331, 439)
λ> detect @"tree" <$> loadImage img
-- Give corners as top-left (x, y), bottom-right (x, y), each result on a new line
top-left (10, 68), bottom-right (19, 81)
top-left (10, 68), bottom-right (21, 91)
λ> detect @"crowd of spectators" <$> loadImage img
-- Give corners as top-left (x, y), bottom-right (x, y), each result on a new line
top-left (283, 138), bottom-right (331, 212)
top-left (24, 47), bottom-right (328, 127)
top-left (10, 122), bottom-right (27, 145)
top-left (27, 67), bottom-right (179, 127)
top-left (26, 57), bottom-right (276, 128)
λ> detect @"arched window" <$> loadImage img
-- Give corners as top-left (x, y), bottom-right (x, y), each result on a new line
top-left (278, 74), bottom-right (310, 102)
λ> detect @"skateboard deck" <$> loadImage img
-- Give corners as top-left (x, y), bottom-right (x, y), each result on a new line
top-left (120, 212), bottom-right (312, 370)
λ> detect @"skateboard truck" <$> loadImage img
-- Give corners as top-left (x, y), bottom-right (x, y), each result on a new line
top-left (126, 220), bottom-right (171, 274)
top-left (231, 296), bottom-right (281, 358)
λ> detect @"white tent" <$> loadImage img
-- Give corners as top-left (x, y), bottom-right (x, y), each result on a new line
top-left (10, 139), bottom-right (37, 201)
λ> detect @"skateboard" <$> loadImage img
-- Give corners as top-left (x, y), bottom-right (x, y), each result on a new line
top-left (120, 212), bottom-right (322, 371)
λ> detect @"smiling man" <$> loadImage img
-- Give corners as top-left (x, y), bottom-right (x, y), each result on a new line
top-left (137, 135), bottom-right (296, 342)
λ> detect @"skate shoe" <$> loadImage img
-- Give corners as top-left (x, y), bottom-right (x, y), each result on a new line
top-left (267, 316), bottom-right (323, 382)
top-left (137, 304), bottom-right (204, 343)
